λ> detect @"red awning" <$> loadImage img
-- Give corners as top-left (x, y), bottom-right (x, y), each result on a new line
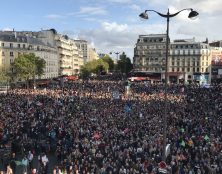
top-left (65, 76), bottom-right (78, 81)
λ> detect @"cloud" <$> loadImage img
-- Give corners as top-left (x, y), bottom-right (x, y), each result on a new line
top-left (139, 0), bottom-right (222, 15)
top-left (102, 22), bottom-right (128, 32)
top-left (45, 14), bottom-right (65, 19)
top-left (2, 27), bottom-right (14, 31)
top-left (69, 0), bottom-right (222, 59)
top-left (136, 0), bottom-right (222, 41)
top-left (129, 4), bottom-right (141, 12)
top-left (77, 6), bottom-right (107, 16)
top-left (107, 0), bottom-right (132, 4)
top-left (77, 21), bottom-right (166, 59)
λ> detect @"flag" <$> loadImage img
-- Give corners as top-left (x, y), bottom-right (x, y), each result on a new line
top-left (180, 87), bottom-right (184, 93)
top-left (14, 160), bottom-right (23, 166)
top-left (112, 91), bottom-right (120, 99)
top-left (188, 139), bottom-right (194, 146)
top-left (181, 128), bottom-right (185, 133)
top-left (165, 144), bottom-right (171, 157)
top-left (124, 104), bottom-right (131, 113)
top-left (204, 135), bottom-right (209, 141)
top-left (180, 140), bottom-right (185, 147)
top-left (93, 132), bottom-right (101, 139)
top-left (36, 101), bottom-right (43, 106)
top-left (123, 128), bottom-right (129, 134)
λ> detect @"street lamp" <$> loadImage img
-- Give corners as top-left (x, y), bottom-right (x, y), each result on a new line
top-left (110, 51), bottom-right (120, 61)
top-left (139, 8), bottom-right (198, 162)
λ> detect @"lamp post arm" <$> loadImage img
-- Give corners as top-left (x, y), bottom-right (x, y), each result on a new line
top-left (145, 8), bottom-right (193, 18)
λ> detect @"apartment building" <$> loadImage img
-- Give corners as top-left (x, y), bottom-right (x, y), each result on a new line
top-left (55, 34), bottom-right (84, 76)
top-left (134, 35), bottom-right (214, 84)
top-left (170, 38), bottom-right (211, 84)
top-left (74, 40), bottom-right (88, 63)
top-left (133, 34), bottom-right (168, 72)
top-left (0, 30), bottom-right (59, 79)
top-left (0, 29), bottom-right (85, 81)
top-left (88, 47), bottom-right (99, 62)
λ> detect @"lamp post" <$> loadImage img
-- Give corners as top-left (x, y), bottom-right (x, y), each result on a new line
top-left (110, 51), bottom-right (120, 61)
top-left (139, 8), bottom-right (198, 162)
top-left (110, 51), bottom-right (121, 73)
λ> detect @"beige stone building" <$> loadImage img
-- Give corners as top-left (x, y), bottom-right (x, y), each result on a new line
top-left (134, 35), bottom-right (213, 84)
top-left (88, 47), bottom-right (99, 62)
top-left (170, 38), bottom-right (211, 84)
top-left (55, 34), bottom-right (83, 76)
top-left (74, 40), bottom-right (88, 64)
top-left (0, 30), bottom-right (59, 80)
top-left (134, 34), bottom-right (167, 73)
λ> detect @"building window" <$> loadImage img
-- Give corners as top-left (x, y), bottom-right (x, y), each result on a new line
top-left (2, 51), bottom-right (5, 56)
top-left (197, 68), bottom-right (199, 72)
top-left (10, 43), bottom-right (13, 48)
top-left (10, 52), bottom-right (14, 56)
top-left (23, 44), bottom-right (26, 48)
top-left (18, 44), bottom-right (20, 48)
top-left (193, 68), bottom-right (195, 72)
top-left (1, 43), bottom-right (4, 47)
top-left (187, 68), bottom-right (190, 72)
top-left (206, 68), bottom-right (208, 72)
top-left (172, 68), bottom-right (174, 72)
top-left (177, 68), bottom-right (180, 72)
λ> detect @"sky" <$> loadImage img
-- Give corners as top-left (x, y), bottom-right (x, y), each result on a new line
top-left (0, 0), bottom-right (222, 59)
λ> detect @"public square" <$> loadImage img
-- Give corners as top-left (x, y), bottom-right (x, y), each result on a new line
top-left (0, 79), bottom-right (221, 173)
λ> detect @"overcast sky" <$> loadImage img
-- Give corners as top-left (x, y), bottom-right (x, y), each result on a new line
top-left (0, 0), bottom-right (221, 59)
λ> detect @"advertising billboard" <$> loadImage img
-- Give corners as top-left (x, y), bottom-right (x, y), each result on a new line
top-left (211, 50), bottom-right (222, 66)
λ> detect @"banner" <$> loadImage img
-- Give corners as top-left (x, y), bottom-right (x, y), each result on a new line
top-left (112, 91), bottom-right (120, 99)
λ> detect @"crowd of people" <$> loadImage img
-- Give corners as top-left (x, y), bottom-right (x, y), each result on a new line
top-left (0, 79), bottom-right (221, 174)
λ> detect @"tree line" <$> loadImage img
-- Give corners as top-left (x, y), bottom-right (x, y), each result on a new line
top-left (80, 52), bottom-right (133, 79)
top-left (0, 52), bottom-right (133, 87)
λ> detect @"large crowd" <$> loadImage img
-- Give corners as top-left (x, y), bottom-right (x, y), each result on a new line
top-left (0, 79), bottom-right (222, 174)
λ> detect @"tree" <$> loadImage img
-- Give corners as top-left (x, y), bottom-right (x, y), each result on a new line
top-left (80, 66), bottom-right (91, 80)
top-left (0, 70), bottom-right (10, 86)
top-left (101, 55), bottom-right (114, 72)
top-left (80, 59), bottom-right (109, 78)
top-left (35, 57), bottom-right (46, 78)
top-left (117, 52), bottom-right (133, 75)
top-left (13, 53), bottom-right (46, 88)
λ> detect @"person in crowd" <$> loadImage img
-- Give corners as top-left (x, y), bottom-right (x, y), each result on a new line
top-left (0, 79), bottom-right (221, 173)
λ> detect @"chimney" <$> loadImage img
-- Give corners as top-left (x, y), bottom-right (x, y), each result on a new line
top-left (14, 31), bottom-right (17, 39)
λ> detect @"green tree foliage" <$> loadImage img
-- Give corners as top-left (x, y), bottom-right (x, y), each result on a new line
top-left (101, 55), bottom-right (114, 72)
top-left (0, 70), bottom-right (10, 85)
top-left (80, 59), bottom-right (109, 78)
top-left (35, 57), bottom-right (46, 78)
top-left (117, 52), bottom-right (133, 75)
top-left (13, 53), bottom-right (46, 82)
